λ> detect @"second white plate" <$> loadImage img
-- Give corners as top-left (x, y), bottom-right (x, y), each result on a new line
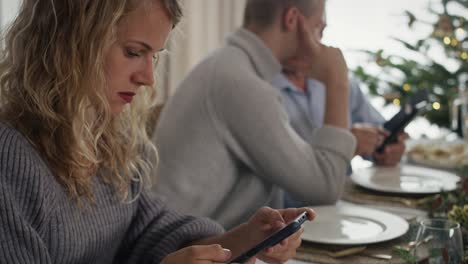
top-left (302, 202), bottom-right (409, 245)
top-left (351, 165), bottom-right (460, 194)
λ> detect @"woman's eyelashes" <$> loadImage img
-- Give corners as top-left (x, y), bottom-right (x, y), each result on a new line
top-left (125, 47), bottom-right (159, 62)
top-left (125, 48), bottom-right (141, 58)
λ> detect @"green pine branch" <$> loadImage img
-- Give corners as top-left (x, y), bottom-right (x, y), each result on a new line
top-left (352, 0), bottom-right (467, 129)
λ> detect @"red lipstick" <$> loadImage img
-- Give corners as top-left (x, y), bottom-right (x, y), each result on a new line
top-left (118, 92), bottom-right (136, 103)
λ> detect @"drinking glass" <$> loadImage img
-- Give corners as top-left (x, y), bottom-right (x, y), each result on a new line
top-left (413, 218), bottom-right (464, 264)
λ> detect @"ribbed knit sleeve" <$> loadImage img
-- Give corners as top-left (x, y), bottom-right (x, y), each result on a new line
top-left (116, 190), bottom-right (225, 264)
top-left (209, 74), bottom-right (356, 206)
top-left (0, 123), bottom-right (224, 264)
top-left (0, 126), bottom-right (53, 263)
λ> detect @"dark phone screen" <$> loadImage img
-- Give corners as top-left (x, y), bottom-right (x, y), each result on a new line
top-left (376, 103), bottom-right (423, 153)
top-left (384, 104), bottom-right (418, 134)
top-left (228, 212), bottom-right (308, 263)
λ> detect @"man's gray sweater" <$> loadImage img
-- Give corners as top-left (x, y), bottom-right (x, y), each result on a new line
top-left (0, 123), bottom-right (223, 263)
top-left (154, 28), bottom-right (356, 229)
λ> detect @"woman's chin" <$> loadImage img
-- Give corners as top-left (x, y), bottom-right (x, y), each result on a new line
top-left (111, 104), bottom-right (127, 116)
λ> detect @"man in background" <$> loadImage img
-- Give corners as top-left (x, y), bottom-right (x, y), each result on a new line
top-left (272, 16), bottom-right (407, 207)
top-left (154, 0), bottom-right (356, 229)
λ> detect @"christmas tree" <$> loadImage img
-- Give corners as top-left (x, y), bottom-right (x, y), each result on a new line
top-left (353, 0), bottom-right (468, 129)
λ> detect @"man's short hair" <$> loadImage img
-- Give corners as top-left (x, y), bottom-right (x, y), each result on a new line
top-left (243, 0), bottom-right (315, 29)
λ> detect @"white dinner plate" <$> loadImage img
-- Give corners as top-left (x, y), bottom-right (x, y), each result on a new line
top-left (302, 202), bottom-right (409, 245)
top-left (351, 165), bottom-right (460, 194)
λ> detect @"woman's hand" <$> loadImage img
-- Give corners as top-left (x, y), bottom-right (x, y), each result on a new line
top-left (161, 244), bottom-right (234, 264)
top-left (188, 208), bottom-right (315, 263)
top-left (246, 207), bottom-right (315, 263)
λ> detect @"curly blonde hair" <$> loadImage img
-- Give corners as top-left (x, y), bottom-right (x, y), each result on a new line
top-left (0, 0), bottom-right (182, 203)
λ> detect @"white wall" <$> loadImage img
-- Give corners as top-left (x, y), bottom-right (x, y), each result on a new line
top-left (1, 0), bottom-right (20, 29)
top-left (162, 0), bottom-right (246, 96)
top-left (0, 1), bottom-right (443, 71)
top-left (323, 0), bottom-right (434, 69)
top-left (0, 0), bottom-right (444, 103)
top-left (164, 0), bottom-right (439, 94)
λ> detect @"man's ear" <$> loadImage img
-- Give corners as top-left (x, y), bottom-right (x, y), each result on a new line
top-left (281, 7), bottom-right (299, 32)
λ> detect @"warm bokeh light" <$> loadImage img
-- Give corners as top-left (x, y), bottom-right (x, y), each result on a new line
top-left (403, 84), bottom-right (411, 91)
top-left (462, 52), bottom-right (468, 60)
top-left (455, 28), bottom-right (465, 36)
top-left (433, 102), bottom-right (441, 110)
top-left (393, 98), bottom-right (401, 106)
top-left (443, 36), bottom-right (451, 45)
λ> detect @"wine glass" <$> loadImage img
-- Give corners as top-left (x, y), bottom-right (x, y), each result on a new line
top-left (413, 218), bottom-right (464, 264)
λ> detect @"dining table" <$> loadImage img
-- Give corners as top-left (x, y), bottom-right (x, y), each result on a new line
top-left (267, 154), bottom-right (464, 264)
top-left (285, 200), bottom-right (426, 264)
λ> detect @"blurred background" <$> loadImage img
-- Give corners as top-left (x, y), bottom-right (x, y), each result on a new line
top-left (1, 0), bottom-right (467, 138)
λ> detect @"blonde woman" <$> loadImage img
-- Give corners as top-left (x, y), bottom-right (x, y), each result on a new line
top-left (0, 0), bottom-right (314, 263)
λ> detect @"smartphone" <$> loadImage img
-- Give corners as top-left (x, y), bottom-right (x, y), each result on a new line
top-left (376, 103), bottom-right (426, 153)
top-left (228, 211), bottom-right (309, 264)
top-left (376, 90), bottom-right (429, 153)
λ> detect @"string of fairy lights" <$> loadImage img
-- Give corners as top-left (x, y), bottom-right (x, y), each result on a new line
top-left (394, 15), bottom-right (467, 111)
top-left (354, 1), bottom-right (468, 129)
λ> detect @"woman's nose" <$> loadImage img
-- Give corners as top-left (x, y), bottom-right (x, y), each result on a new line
top-left (132, 59), bottom-right (155, 86)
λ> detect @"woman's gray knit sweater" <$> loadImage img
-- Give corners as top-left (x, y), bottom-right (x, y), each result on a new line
top-left (0, 123), bottom-right (223, 264)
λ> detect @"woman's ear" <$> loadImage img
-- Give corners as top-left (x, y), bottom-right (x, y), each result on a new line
top-left (282, 7), bottom-right (299, 32)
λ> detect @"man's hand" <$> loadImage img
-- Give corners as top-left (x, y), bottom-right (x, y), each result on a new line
top-left (292, 15), bottom-right (348, 88)
top-left (282, 15), bottom-right (321, 74)
top-left (373, 132), bottom-right (409, 166)
top-left (351, 124), bottom-right (388, 156)
top-left (288, 15), bottom-right (350, 129)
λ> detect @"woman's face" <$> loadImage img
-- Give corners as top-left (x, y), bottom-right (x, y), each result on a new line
top-left (104, 1), bottom-right (172, 115)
